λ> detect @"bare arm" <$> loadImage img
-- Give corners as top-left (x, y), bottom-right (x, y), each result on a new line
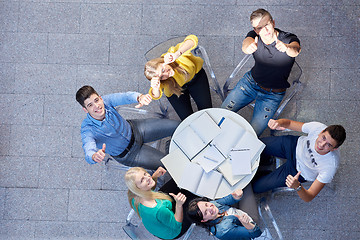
top-left (297, 180), bottom-right (325, 202)
top-left (169, 193), bottom-right (186, 222)
top-left (285, 41), bottom-right (301, 57)
top-left (164, 38), bottom-right (196, 64)
top-left (242, 37), bottom-right (258, 54)
top-left (268, 118), bottom-right (304, 132)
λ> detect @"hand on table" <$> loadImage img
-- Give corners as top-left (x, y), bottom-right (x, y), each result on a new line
top-left (92, 143), bottom-right (106, 163)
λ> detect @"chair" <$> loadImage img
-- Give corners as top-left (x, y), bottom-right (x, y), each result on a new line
top-left (222, 54), bottom-right (303, 123)
top-left (256, 197), bottom-right (283, 240)
top-left (122, 209), bottom-right (197, 240)
top-left (144, 36), bottom-right (224, 118)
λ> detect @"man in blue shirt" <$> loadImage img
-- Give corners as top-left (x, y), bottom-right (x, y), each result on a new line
top-left (76, 85), bottom-right (179, 170)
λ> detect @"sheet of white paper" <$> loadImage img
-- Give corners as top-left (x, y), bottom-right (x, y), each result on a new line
top-left (233, 131), bottom-right (265, 164)
top-left (173, 126), bottom-right (205, 159)
top-left (178, 162), bottom-right (204, 193)
top-left (217, 158), bottom-right (246, 186)
top-left (212, 117), bottom-right (245, 156)
top-left (190, 111), bottom-right (221, 143)
top-left (193, 145), bottom-right (225, 173)
top-left (196, 170), bottom-right (223, 199)
top-left (160, 148), bottom-right (190, 186)
top-left (230, 149), bottom-right (252, 175)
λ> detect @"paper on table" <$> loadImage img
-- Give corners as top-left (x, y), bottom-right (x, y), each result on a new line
top-left (160, 148), bottom-right (190, 186)
top-left (174, 111), bottom-right (221, 159)
top-left (230, 149), bottom-right (252, 175)
top-left (232, 131), bottom-right (266, 166)
top-left (179, 162), bottom-right (204, 193)
top-left (196, 170), bottom-right (223, 199)
top-left (212, 117), bottom-right (246, 156)
top-left (192, 145), bottom-right (225, 173)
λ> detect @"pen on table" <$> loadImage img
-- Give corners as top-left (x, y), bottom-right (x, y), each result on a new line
top-left (218, 117), bottom-right (225, 127)
top-left (204, 156), bottom-right (218, 162)
top-left (231, 148), bottom-right (250, 151)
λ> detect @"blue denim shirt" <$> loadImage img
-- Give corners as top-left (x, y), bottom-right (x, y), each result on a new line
top-left (80, 92), bottom-right (140, 164)
top-left (208, 194), bottom-right (262, 240)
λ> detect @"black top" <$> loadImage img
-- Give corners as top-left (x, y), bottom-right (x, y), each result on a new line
top-left (246, 28), bottom-right (300, 89)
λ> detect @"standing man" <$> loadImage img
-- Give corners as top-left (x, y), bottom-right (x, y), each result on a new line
top-left (222, 8), bottom-right (301, 136)
top-left (252, 119), bottom-right (346, 202)
top-left (76, 85), bottom-right (179, 170)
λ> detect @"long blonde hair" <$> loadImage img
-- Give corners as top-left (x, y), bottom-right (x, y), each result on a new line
top-left (144, 57), bottom-right (189, 97)
top-left (125, 167), bottom-right (173, 217)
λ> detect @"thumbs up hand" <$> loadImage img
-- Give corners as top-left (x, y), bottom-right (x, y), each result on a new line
top-left (285, 171), bottom-right (301, 189)
top-left (246, 36), bottom-right (258, 54)
top-left (92, 143), bottom-right (106, 163)
top-left (275, 34), bottom-right (288, 53)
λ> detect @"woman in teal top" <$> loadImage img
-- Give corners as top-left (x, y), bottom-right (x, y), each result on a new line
top-left (125, 166), bottom-right (189, 239)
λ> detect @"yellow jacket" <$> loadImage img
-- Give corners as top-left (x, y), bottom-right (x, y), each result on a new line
top-left (149, 35), bottom-right (204, 99)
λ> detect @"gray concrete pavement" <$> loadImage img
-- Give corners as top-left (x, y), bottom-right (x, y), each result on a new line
top-left (1, 1), bottom-right (359, 239)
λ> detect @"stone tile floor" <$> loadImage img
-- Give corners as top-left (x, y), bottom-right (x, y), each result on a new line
top-left (1, 1), bottom-right (359, 239)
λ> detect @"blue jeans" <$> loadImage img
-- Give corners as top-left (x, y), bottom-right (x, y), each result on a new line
top-left (252, 135), bottom-right (306, 193)
top-left (113, 118), bottom-right (179, 170)
top-left (221, 71), bottom-right (285, 136)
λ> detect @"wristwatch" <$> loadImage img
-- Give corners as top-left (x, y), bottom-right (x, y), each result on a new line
top-left (295, 185), bottom-right (302, 191)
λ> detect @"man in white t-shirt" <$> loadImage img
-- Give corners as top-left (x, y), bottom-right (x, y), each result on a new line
top-left (252, 118), bottom-right (346, 202)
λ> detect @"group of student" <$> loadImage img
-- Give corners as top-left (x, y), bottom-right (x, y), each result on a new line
top-left (76, 8), bottom-right (346, 240)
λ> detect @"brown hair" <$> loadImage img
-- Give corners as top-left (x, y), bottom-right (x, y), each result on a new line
top-left (144, 57), bottom-right (189, 97)
top-left (76, 85), bottom-right (98, 108)
top-left (250, 8), bottom-right (273, 24)
top-left (323, 125), bottom-right (346, 148)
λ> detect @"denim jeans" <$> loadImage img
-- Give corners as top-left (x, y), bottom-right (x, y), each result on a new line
top-left (252, 135), bottom-right (306, 193)
top-left (221, 71), bottom-right (285, 136)
top-left (167, 68), bottom-right (212, 120)
top-left (112, 118), bottom-right (179, 170)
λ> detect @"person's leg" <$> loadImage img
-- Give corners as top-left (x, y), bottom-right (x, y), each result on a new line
top-left (250, 90), bottom-right (285, 136)
top-left (221, 71), bottom-right (257, 112)
top-left (186, 68), bottom-right (213, 110)
top-left (167, 89), bottom-right (193, 120)
top-left (131, 118), bottom-right (180, 143)
top-left (252, 135), bottom-right (301, 193)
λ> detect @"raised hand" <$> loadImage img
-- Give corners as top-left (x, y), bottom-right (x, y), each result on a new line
top-left (135, 94), bottom-right (152, 108)
top-left (164, 52), bottom-right (178, 64)
top-left (236, 214), bottom-right (255, 230)
top-left (150, 76), bottom-right (160, 90)
top-left (268, 119), bottom-right (286, 131)
top-left (92, 143), bottom-right (106, 163)
top-left (152, 166), bottom-right (167, 179)
top-left (286, 171), bottom-right (301, 189)
top-left (169, 192), bottom-right (187, 206)
top-left (275, 34), bottom-right (288, 53)
top-left (231, 188), bottom-right (244, 200)
top-left (246, 36), bottom-right (258, 54)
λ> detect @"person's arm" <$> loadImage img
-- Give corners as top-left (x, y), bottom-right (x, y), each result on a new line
top-left (163, 35), bottom-right (197, 64)
top-left (267, 118), bottom-right (304, 132)
top-left (274, 34), bottom-right (301, 57)
top-left (81, 127), bottom-right (100, 164)
top-left (135, 93), bottom-right (152, 108)
top-left (242, 36), bottom-right (258, 54)
top-left (169, 192), bottom-right (186, 222)
top-left (216, 217), bottom-right (262, 240)
top-left (286, 172), bottom-right (325, 202)
top-left (215, 192), bottom-right (241, 206)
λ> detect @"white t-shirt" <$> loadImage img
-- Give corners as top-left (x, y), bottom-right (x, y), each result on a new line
top-left (296, 122), bottom-right (340, 183)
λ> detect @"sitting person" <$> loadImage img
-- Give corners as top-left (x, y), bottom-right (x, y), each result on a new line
top-left (145, 35), bottom-right (212, 120)
top-left (125, 166), bottom-right (196, 239)
top-left (252, 118), bottom-right (346, 202)
top-left (187, 189), bottom-right (262, 240)
top-left (76, 85), bottom-right (179, 170)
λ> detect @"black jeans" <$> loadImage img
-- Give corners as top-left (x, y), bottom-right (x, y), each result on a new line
top-left (167, 68), bottom-right (213, 120)
top-left (159, 179), bottom-right (198, 239)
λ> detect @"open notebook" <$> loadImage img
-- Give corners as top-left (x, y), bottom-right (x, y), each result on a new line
top-left (173, 112), bottom-right (221, 159)
top-left (212, 117), bottom-right (265, 186)
top-left (161, 148), bottom-right (223, 199)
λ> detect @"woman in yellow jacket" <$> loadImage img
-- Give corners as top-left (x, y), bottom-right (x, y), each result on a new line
top-left (144, 35), bottom-right (212, 120)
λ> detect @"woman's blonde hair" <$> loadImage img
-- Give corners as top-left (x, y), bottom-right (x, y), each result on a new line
top-left (144, 57), bottom-right (189, 97)
top-left (125, 167), bottom-right (173, 217)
